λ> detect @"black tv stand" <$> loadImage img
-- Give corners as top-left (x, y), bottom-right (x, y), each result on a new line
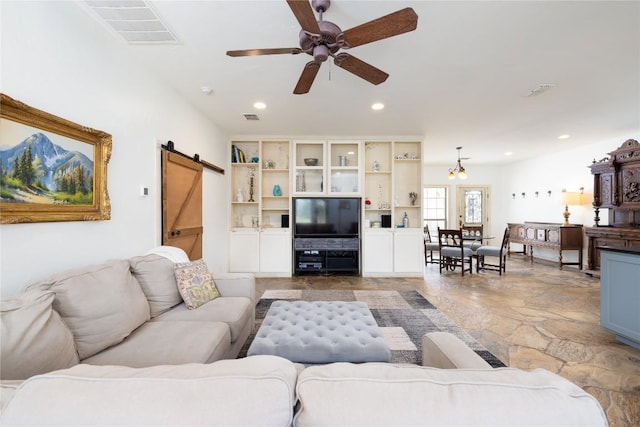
top-left (294, 237), bottom-right (360, 275)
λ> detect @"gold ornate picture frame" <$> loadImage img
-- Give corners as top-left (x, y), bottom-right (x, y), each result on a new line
top-left (0, 93), bottom-right (111, 224)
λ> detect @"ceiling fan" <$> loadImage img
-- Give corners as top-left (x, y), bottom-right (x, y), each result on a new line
top-left (226, 0), bottom-right (418, 94)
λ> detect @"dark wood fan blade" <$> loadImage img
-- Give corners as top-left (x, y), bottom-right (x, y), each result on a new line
top-left (294, 61), bottom-right (321, 94)
top-left (227, 48), bottom-right (302, 57)
top-left (333, 53), bottom-right (388, 85)
top-left (342, 7), bottom-right (418, 48)
top-left (286, 0), bottom-right (321, 35)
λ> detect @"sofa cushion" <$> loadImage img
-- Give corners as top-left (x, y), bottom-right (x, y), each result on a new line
top-left (422, 332), bottom-right (492, 369)
top-left (82, 320), bottom-right (230, 366)
top-left (1, 356), bottom-right (298, 426)
top-left (294, 363), bottom-right (607, 426)
top-left (174, 259), bottom-right (220, 309)
top-left (152, 297), bottom-right (252, 343)
top-left (27, 260), bottom-right (150, 360)
top-left (0, 290), bottom-right (79, 380)
top-left (0, 380), bottom-right (21, 413)
top-left (129, 254), bottom-right (182, 317)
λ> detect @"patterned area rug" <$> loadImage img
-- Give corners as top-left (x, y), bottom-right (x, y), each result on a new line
top-left (239, 289), bottom-right (505, 367)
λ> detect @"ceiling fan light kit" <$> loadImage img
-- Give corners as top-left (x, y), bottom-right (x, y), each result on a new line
top-left (226, 0), bottom-right (418, 94)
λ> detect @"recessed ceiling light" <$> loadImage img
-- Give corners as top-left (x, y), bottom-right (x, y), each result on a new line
top-left (558, 134), bottom-right (570, 140)
top-left (371, 103), bottom-right (384, 110)
top-left (504, 152), bottom-right (513, 156)
top-left (253, 102), bottom-right (266, 109)
top-left (200, 86), bottom-right (213, 95)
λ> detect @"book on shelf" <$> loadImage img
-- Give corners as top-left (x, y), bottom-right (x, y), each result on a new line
top-left (232, 145), bottom-right (246, 163)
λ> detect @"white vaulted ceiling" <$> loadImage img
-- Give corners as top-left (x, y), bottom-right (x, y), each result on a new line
top-left (79, 0), bottom-right (639, 165)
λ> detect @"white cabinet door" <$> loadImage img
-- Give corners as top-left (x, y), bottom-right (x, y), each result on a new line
top-left (393, 229), bottom-right (424, 273)
top-left (260, 230), bottom-right (291, 273)
top-left (229, 230), bottom-right (259, 272)
top-left (362, 230), bottom-right (394, 273)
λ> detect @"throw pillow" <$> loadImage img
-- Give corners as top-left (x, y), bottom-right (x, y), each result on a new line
top-left (0, 289), bottom-right (79, 380)
top-left (174, 259), bottom-right (220, 309)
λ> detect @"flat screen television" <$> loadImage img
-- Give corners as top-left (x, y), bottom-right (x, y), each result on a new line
top-left (293, 197), bottom-right (360, 237)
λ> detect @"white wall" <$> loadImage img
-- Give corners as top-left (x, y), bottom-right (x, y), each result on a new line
top-left (495, 138), bottom-right (634, 263)
top-left (0, 1), bottom-right (230, 297)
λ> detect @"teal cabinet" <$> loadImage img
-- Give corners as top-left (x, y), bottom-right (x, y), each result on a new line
top-left (599, 246), bottom-right (640, 349)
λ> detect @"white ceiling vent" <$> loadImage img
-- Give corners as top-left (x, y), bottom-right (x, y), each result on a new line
top-left (243, 114), bottom-right (260, 121)
top-left (84, 0), bottom-right (178, 44)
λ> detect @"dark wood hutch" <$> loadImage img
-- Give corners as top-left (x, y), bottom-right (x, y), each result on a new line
top-left (586, 139), bottom-right (640, 270)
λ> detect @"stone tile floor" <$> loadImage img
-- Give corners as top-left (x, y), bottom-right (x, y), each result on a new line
top-left (256, 256), bottom-right (640, 427)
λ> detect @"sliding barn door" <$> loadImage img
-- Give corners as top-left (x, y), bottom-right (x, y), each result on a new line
top-left (162, 151), bottom-right (203, 260)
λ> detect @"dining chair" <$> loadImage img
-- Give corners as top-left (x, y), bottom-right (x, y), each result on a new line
top-left (476, 227), bottom-right (510, 275)
top-left (438, 228), bottom-right (473, 275)
top-left (423, 226), bottom-right (440, 264)
top-left (461, 224), bottom-right (484, 252)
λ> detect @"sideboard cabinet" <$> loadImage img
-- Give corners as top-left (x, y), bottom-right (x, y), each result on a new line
top-left (586, 139), bottom-right (640, 270)
top-left (508, 222), bottom-right (583, 270)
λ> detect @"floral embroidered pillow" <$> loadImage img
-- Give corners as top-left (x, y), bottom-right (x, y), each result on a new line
top-left (174, 259), bottom-right (220, 309)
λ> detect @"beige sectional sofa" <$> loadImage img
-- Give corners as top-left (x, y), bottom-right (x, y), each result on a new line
top-left (0, 333), bottom-right (607, 426)
top-left (1, 248), bottom-right (607, 426)
top-left (0, 249), bottom-right (255, 380)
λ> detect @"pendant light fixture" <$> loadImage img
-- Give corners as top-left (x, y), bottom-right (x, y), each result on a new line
top-left (448, 146), bottom-right (467, 180)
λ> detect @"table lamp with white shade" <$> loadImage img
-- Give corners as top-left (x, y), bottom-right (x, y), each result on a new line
top-left (562, 191), bottom-right (583, 226)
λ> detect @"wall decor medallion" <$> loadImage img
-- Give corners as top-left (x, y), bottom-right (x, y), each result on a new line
top-left (0, 93), bottom-right (112, 224)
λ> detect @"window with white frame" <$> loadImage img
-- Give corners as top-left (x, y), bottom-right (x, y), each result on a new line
top-left (423, 186), bottom-right (447, 234)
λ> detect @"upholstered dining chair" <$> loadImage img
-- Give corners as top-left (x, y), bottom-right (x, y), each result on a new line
top-left (438, 228), bottom-right (473, 276)
top-left (476, 227), bottom-right (510, 275)
top-left (424, 226), bottom-right (440, 264)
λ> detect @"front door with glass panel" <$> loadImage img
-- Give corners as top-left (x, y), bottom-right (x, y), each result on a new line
top-left (456, 186), bottom-right (489, 231)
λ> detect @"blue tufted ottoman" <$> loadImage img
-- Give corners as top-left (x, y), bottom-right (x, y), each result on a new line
top-left (247, 300), bottom-right (391, 364)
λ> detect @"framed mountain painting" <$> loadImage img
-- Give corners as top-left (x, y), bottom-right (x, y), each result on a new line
top-left (0, 93), bottom-right (111, 224)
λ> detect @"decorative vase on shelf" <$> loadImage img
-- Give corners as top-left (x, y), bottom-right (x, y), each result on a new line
top-left (273, 184), bottom-right (282, 197)
top-left (236, 188), bottom-right (244, 203)
top-left (296, 171), bottom-right (306, 192)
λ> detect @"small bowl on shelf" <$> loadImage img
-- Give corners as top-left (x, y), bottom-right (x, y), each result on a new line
top-left (304, 158), bottom-right (318, 166)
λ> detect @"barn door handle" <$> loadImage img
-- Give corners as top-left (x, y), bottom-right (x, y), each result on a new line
top-left (170, 230), bottom-right (181, 236)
